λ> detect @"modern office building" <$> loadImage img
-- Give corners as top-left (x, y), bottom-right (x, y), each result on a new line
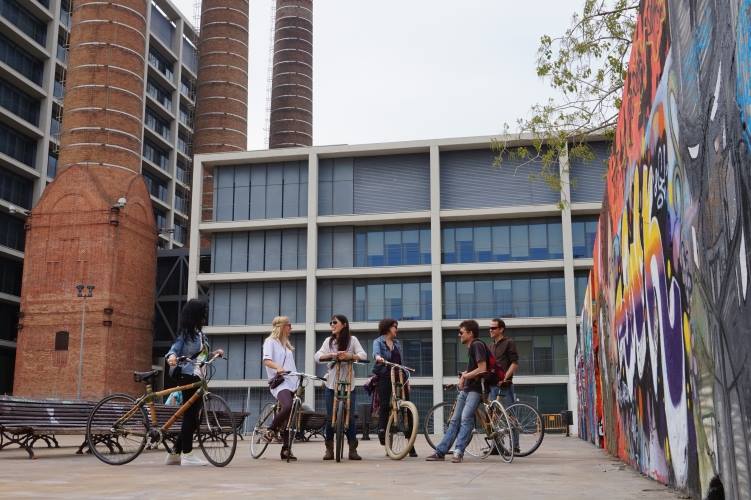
top-left (0, 0), bottom-right (199, 394)
top-left (187, 135), bottom-right (607, 431)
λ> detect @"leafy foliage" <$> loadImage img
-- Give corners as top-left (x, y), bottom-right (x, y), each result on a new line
top-left (493, 0), bottom-right (639, 199)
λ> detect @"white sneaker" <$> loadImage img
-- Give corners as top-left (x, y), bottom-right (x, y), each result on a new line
top-left (164, 453), bottom-right (181, 465)
top-left (180, 451), bottom-right (208, 466)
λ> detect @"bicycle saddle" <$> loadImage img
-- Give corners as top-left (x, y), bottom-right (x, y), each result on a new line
top-left (133, 370), bottom-right (159, 383)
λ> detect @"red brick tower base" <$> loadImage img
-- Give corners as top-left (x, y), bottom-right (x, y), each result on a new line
top-left (13, 167), bottom-right (156, 399)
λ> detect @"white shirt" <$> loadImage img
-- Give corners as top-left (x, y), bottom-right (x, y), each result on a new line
top-left (314, 335), bottom-right (367, 390)
top-left (262, 338), bottom-right (299, 398)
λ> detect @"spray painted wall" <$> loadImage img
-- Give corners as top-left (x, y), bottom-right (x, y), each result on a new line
top-left (575, 0), bottom-right (751, 498)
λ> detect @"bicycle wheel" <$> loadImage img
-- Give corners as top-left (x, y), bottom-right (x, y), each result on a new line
top-left (334, 399), bottom-right (345, 463)
top-left (250, 402), bottom-right (277, 459)
top-left (506, 402), bottom-right (544, 457)
top-left (86, 393), bottom-right (148, 465)
top-left (285, 399), bottom-right (301, 462)
top-left (423, 402), bottom-right (454, 450)
top-left (198, 393), bottom-right (237, 467)
top-left (489, 401), bottom-right (514, 463)
top-left (385, 400), bottom-right (418, 460)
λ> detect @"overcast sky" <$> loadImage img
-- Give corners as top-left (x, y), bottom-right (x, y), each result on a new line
top-left (170, 0), bottom-right (584, 150)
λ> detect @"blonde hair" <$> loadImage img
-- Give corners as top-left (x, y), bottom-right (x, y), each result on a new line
top-left (268, 316), bottom-right (294, 351)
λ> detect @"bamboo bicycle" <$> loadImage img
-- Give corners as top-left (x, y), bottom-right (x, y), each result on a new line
top-left (250, 371), bottom-right (326, 461)
top-left (86, 354), bottom-right (237, 467)
top-left (423, 377), bottom-right (514, 462)
top-left (378, 359), bottom-right (418, 460)
top-left (328, 358), bottom-right (366, 462)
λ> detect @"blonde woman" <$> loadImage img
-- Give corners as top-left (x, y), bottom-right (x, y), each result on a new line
top-left (262, 316), bottom-right (299, 461)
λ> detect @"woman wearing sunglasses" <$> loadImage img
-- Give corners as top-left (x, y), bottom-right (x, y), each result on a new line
top-left (314, 314), bottom-right (367, 460)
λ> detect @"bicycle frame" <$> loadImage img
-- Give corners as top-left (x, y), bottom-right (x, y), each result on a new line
top-left (331, 361), bottom-right (355, 430)
top-left (113, 356), bottom-right (218, 438)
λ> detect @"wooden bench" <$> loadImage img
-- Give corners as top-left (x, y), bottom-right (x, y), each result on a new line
top-left (0, 396), bottom-right (248, 459)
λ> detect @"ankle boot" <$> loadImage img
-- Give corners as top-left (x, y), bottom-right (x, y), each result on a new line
top-left (348, 439), bottom-right (362, 460)
top-left (323, 440), bottom-right (334, 460)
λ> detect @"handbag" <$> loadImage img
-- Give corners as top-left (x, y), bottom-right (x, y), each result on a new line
top-left (267, 349), bottom-right (287, 389)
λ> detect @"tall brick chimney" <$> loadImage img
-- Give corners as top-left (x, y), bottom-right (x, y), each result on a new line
top-left (194, 0), bottom-right (249, 223)
top-left (13, 0), bottom-right (156, 399)
top-left (268, 0), bottom-right (313, 148)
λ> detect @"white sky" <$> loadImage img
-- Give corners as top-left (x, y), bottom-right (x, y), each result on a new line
top-left (170, 0), bottom-right (584, 150)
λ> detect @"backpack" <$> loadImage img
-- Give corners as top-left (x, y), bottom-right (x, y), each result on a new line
top-left (473, 340), bottom-right (504, 383)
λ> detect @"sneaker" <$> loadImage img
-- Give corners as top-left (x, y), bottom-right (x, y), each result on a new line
top-left (180, 451), bottom-right (208, 466)
top-left (451, 451), bottom-right (463, 463)
top-left (425, 452), bottom-right (444, 461)
top-left (164, 453), bottom-right (181, 465)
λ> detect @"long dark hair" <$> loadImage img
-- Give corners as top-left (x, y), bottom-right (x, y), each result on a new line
top-left (178, 299), bottom-right (208, 341)
top-left (329, 314), bottom-right (351, 351)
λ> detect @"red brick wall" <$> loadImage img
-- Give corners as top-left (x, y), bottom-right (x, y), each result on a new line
top-left (13, 0), bottom-right (156, 399)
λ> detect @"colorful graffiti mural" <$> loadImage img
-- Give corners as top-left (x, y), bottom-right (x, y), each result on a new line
top-left (576, 0), bottom-right (751, 498)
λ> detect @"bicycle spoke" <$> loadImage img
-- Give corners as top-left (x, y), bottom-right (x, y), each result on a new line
top-left (86, 394), bottom-right (148, 465)
top-left (198, 393), bottom-right (237, 467)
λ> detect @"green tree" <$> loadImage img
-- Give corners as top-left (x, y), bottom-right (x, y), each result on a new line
top-left (493, 0), bottom-right (639, 197)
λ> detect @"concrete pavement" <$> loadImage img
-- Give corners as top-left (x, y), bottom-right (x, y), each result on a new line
top-left (0, 434), bottom-right (683, 499)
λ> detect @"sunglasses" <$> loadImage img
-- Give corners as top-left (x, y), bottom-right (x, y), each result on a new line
top-left (457, 330), bottom-right (468, 336)
top-left (329, 320), bottom-right (339, 326)
top-left (489, 326), bottom-right (500, 331)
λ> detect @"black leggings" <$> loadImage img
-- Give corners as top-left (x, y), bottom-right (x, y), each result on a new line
top-left (377, 374), bottom-right (393, 432)
top-left (270, 389), bottom-right (294, 448)
top-left (174, 373), bottom-right (202, 454)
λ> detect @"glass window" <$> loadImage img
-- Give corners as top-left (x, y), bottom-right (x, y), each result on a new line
top-left (456, 227), bottom-right (473, 263)
top-left (512, 278), bottom-right (530, 317)
top-left (402, 282), bottom-right (420, 319)
top-left (354, 230), bottom-right (366, 267)
top-left (384, 229), bottom-right (401, 266)
top-left (442, 227), bottom-right (456, 263)
top-left (530, 277), bottom-right (550, 316)
top-left (419, 228), bottom-right (431, 264)
top-left (548, 221), bottom-right (563, 258)
top-left (550, 277), bottom-right (566, 316)
top-left (0, 32), bottom-right (43, 84)
top-left (475, 280), bottom-right (493, 318)
top-left (475, 226), bottom-right (492, 262)
top-left (402, 228), bottom-right (419, 265)
top-left (510, 224), bottom-right (529, 259)
top-left (366, 283), bottom-right (384, 321)
top-left (456, 280), bottom-right (474, 318)
top-left (528, 223), bottom-right (548, 259)
top-left (367, 230), bottom-right (384, 266)
top-left (492, 225), bottom-right (510, 261)
top-left (384, 283), bottom-right (402, 318)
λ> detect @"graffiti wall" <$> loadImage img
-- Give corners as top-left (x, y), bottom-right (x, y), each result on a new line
top-left (575, 0), bottom-right (751, 498)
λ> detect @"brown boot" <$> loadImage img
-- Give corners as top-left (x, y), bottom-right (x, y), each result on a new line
top-left (323, 440), bottom-right (334, 460)
top-left (348, 439), bottom-right (362, 460)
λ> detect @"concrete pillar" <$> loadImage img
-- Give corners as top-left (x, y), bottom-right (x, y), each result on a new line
top-left (559, 144), bottom-right (579, 433)
top-left (429, 145), bottom-right (444, 429)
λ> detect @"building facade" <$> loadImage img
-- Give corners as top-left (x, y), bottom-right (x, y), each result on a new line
top-left (188, 135), bottom-right (607, 430)
top-left (0, 0), bottom-right (198, 394)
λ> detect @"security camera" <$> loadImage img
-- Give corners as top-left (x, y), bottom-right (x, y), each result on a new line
top-left (115, 197), bottom-right (127, 208)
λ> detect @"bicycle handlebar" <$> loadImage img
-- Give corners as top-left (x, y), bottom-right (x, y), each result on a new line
top-left (176, 353), bottom-right (224, 366)
top-left (378, 359), bottom-right (415, 372)
top-left (284, 371), bottom-right (326, 382)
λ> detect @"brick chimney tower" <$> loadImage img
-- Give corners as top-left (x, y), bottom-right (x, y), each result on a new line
top-left (194, 0), bottom-right (249, 223)
top-left (268, 0), bottom-right (313, 148)
top-left (13, 0), bottom-right (156, 399)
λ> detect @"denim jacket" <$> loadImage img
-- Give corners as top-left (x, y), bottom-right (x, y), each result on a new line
top-left (372, 335), bottom-right (403, 377)
top-left (166, 330), bottom-right (208, 377)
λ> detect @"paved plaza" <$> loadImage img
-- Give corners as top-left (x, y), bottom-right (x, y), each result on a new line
top-left (0, 434), bottom-right (683, 499)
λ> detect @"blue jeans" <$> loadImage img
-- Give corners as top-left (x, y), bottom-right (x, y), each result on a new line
top-left (324, 387), bottom-right (357, 442)
top-left (489, 383), bottom-right (519, 449)
top-left (489, 383), bottom-right (515, 407)
top-left (436, 390), bottom-right (482, 456)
